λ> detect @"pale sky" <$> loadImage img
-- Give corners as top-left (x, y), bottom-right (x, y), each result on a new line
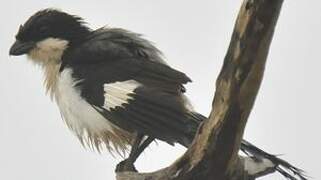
top-left (0, 1), bottom-right (320, 180)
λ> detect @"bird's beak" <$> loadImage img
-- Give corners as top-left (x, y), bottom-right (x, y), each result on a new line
top-left (9, 40), bottom-right (35, 56)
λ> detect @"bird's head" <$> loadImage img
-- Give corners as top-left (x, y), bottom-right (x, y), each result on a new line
top-left (9, 8), bottom-right (91, 65)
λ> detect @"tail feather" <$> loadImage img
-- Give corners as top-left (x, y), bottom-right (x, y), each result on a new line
top-left (241, 140), bottom-right (307, 180)
top-left (187, 112), bottom-right (307, 180)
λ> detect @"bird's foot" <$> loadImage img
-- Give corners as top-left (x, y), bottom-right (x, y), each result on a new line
top-left (115, 159), bottom-right (137, 172)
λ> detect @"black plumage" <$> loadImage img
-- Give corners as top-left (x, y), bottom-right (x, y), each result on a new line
top-left (60, 28), bottom-right (196, 147)
top-left (9, 9), bottom-right (306, 179)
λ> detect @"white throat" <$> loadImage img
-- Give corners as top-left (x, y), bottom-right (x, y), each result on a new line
top-left (27, 37), bottom-right (69, 97)
top-left (28, 37), bottom-right (69, 66)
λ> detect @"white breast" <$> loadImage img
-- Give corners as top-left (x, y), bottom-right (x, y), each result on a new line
top-left (26, 37), bottom-right (133, 153)
top-left (55, 69), bottom-right (116, 147)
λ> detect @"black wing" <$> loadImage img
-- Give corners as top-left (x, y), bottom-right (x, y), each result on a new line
top-left (61, 28), bottom-right (198, 146)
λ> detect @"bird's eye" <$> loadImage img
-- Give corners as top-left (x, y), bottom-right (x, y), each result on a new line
top-left (39, 26), bottom-right (48, 34)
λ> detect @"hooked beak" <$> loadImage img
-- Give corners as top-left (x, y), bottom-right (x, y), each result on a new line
top-left (9, 40), bottom-right (35, 56)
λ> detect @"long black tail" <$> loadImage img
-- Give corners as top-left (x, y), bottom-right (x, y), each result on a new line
top-left (241, 140), bottom-right (307, 180)
top-left (186, 112), bottom-right (307, 180)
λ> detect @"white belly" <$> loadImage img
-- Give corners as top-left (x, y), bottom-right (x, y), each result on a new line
top-left (55, 69), bottom-right (117, 149)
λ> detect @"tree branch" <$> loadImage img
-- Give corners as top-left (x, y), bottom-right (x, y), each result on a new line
top-left (116, 0), bottom-right (284, 179)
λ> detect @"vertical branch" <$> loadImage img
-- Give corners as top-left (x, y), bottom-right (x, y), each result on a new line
top-left (116, 0), bottom-right (284, 179)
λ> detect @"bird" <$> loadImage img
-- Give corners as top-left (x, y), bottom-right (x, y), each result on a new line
top-left (9, 9), bottom-right (306, 179)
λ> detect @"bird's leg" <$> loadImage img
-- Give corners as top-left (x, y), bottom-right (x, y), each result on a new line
top-left (129, 136), bottom-right (154, 162)
top-left (115, 134), bottom-right (154, 172)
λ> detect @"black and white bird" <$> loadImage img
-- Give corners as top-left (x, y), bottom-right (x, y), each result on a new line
top-left (10, 9), bottom-right (306, 179)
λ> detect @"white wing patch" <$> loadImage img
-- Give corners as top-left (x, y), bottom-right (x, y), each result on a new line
top-left (104, 80), bottom-right (141, 110)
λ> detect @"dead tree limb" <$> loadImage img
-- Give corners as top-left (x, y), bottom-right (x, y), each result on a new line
top-left (116, 0), bottom-right (284, 179)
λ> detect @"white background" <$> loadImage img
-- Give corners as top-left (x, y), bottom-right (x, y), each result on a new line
top-left (0, 1), bottom-right (320, 180)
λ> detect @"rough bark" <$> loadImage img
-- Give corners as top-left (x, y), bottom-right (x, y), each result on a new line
top-left (116, 0), bottom-right (284, 179)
